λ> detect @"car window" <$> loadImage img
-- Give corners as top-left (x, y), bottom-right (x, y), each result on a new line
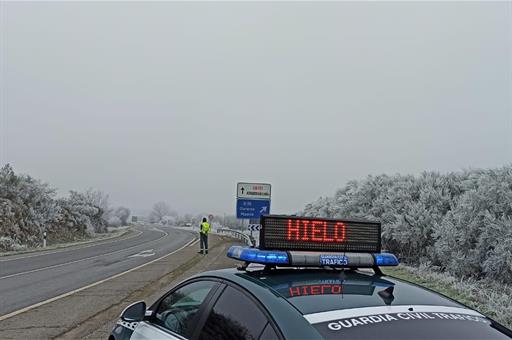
top-left (199, 286), bottom-right (268, 340)
top-left (154, 280), bottom-right (217, 338)
top-left (259, 323), bottom-right (279, 340)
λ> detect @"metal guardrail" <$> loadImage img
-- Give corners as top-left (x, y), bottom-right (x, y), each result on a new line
top-left (168, 225), bottom-right (255, 247)
top-left (217, 228), bottom-right (254, 246)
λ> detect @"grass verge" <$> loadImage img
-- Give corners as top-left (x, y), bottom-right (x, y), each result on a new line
top-left (383, 264), bottom-right (512, 329)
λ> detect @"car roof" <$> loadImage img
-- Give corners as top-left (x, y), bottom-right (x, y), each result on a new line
top-left (198, 267), bottom-right (465, 315)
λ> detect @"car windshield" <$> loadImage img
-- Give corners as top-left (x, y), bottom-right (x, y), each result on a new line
top-left (243, 269), bottom-right (462, 315)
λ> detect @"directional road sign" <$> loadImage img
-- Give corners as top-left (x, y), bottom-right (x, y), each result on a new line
top-left (236, 199), bottom-right (271, 219)
top-left (248, 224), bottom-right (261, 231)
top-left (237, 183), bottom-right (271, 200)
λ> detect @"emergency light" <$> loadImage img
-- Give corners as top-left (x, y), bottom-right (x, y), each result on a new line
top-left (227, 246), bottom-right (289, 265)
top-left (227, 245), bottom-right (399, 268)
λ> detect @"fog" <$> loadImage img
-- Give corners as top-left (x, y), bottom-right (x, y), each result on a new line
top-left (1, 1), bottom-right (511, 216)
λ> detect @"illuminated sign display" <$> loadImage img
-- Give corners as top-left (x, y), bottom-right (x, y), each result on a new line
top-left (289, 284), bottom-right (343, 297)
top-left (271, 279), bottom-right (377, 298)
top-left (260, 215), bottom-right (381, 253)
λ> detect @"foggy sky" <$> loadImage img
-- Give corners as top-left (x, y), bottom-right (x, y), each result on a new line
top-left (1, 1), bottom-right (511, 216)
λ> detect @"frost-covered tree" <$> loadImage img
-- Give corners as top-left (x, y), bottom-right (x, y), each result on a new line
top-left (219, 215), bottom-right (244, 230)
top-left (433, 167), bottom-right (512, 282)
top-left (161, 215), bottom-right (177, 225)
top-left (149, 201), bottom-right (172, 222)
top-left (85, 189), bottom-right (112, 221)
top-left (0, 164), bottom-right (111, 251)
top-left (54, 190), bottom-right (107, 234)
top-left (0, 164), bottom-right (57, 249)
top-left (301, 165), bottom-right (512, 283)
top-left (114, 206), bottom-right (131, 225)
top-left (108, 216), bottom-right (122, 227)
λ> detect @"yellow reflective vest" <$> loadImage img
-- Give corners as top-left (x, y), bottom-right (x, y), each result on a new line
top-left (200, 222), bottom-right (211, 234)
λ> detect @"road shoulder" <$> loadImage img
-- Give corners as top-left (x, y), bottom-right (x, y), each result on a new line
top-left (0, 234), bottom-right (239, 340)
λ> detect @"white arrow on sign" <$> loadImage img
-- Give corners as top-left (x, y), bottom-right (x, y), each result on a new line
top-left (129, 249), bottom-right (155, 258)
top-left (248, 224), bottom-right (261, 231)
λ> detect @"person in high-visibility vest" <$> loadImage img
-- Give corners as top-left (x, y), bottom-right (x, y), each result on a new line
top-left (199, 217), bottom-right (210, 255)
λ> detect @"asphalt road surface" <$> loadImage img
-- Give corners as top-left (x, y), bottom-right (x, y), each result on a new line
top-left (0, 224), bottom-right (195, 317)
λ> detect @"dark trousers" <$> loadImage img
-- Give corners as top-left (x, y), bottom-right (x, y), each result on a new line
top-left (200, 233), bottom-right (208, 254)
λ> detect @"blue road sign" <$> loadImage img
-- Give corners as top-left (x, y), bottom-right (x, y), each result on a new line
top-left (236, 199), bottom-right (271, 219)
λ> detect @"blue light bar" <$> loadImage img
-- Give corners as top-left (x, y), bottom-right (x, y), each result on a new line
top-left (227, 246), bottom-right (398, 268)
top-left (373, 253), bottom-right (399, 266)
top-left (227, 246), bottom-right (289, 265)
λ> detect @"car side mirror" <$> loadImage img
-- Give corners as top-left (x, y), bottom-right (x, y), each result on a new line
top-left (121, 301), bottom-right (146, 322)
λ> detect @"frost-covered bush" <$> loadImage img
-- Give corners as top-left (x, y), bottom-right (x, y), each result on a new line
top-left (108, 216), bottom-right (122, 227)
top-left (433, 168), bottom-right (512, 282)
top-left (149, 201), bottom-right (175, 223)
top-left (0, 164), bottom-right (110, 250)
top-left (0, 164), bottom-right (57, 249)
top-left (0, 236), bottom-right (21, 252)
top-left (54, 190), bottom-right (108, 234)
top-left (114, 207), bottom-right (131, 225)
top-left (301, 166), bottom-right (512, 283)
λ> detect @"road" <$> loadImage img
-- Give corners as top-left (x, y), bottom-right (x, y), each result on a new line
top-left (0, 224), bottom-right (195, 317)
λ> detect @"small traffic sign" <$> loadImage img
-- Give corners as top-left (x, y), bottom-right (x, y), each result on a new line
top-left (236, 199), bottom-right (271, 219)
top-left (248, 224), bottom-right (261, 231)
top-left (237, 183), bottom-right (271, 200)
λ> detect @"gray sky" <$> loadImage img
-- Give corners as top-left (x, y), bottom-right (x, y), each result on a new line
top-left (1, 1), bottom-right (511, 216)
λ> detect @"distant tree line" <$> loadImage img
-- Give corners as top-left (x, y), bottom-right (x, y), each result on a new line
top-left (146, 201), bottom-right (244, 230)
top-left (149, 201), bottom-right (178, 223)
top-left (0, 164), bottom-right (130, 251)
top-left (302, 166), bottom-right (512, 284)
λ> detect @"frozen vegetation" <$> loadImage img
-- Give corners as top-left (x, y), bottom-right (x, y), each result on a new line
top-left (302, 166), bottom-right (512, 284)
top-left (385, 264), bottom-right (512, 328)
top-left (302, 166), bottom-right (512, 325)
top-left (0, 164), bottom-right (130, 251)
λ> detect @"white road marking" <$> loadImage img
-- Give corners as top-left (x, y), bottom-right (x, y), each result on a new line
top-left (0, 230), bottom-right (144, 262)
top-left (0, 229), bottom-right (168, 280)
top-left (129, 249), bottom-right (156, 258)
top-left (188, 239), bottom-right (200, 247)
top-left (303, 305), bottom-right (485, 324)
top-left (0, 235), bottom-right (197, 322)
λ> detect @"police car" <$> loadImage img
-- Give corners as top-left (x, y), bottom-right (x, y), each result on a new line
top-left (110, 215), bottom-right (512, 340)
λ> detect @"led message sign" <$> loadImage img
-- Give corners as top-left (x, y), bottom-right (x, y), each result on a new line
top-left (288, 284), bottom-right (343, 297)
top-left (271, 280), bottom-right (376, 298)
top-left (260, 215), bottom-right (381, 253)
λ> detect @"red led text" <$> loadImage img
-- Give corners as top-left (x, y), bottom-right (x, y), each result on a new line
top-left (287, 219), bottom-right (346, 243)
top-left (289, 284), bottom-right (343, 297)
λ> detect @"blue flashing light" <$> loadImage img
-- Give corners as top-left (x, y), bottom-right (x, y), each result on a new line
top-left (373, 253), bottom-right (399, 266)
top-left (227, 246), bottom-right (289, 265)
